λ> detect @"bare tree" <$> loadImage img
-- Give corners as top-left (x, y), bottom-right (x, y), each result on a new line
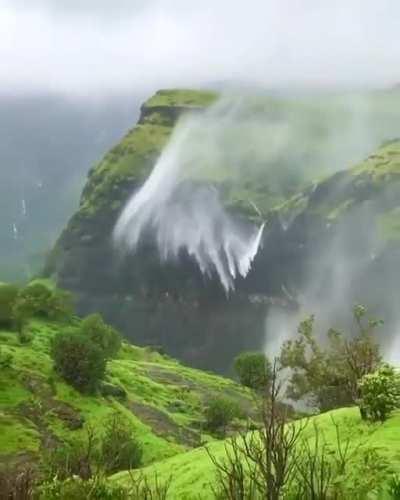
top-left (125, 470), bottom-right (172, 500)
top-left (0, 466), bottom-right (36, 500)
top-left (207, 358), bottom-right (307, 500)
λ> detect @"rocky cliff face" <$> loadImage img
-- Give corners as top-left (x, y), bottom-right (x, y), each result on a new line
top-left (47, 89), bottom-right (400, 371)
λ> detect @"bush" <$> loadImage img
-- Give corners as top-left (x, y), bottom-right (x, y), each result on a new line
top-left (51, 332), bottom-right (106, 393)
top-left (38, 476), bottom-right (127, 500)
top-left (358, 363), bottom-right (400, 422)
top-left (204, 397), bottom-right (241, 435)
top-left (13, 282), bottom-right (73, 332)
top-left (388, 475), bottom-right (400, 499)
top-left (101, 413), bottom-right (143, 473)
top-left (0, 347), bottom-right (12, 369)
top-left (0, 283), bottom-right (19, 327)
top-left (279, 306), bottom-right (382, 411)
top-left (42, 426), bottom-right (99, 480)
top-left (234, 351), bottom-right (271, 390)
top-left (80, 313), bottom-right (121, 359)
top-left (0, 466), bottom-right (36, 499)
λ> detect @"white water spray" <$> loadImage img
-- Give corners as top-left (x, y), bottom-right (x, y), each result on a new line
top-left (114, 98), bottom-right (266, 292)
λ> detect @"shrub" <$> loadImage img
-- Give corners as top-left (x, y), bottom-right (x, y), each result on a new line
top-left (388, 475), bottom-right (400, 499)
top-left (80, 313), bottom-right (121, 359)
top-left (0, 283), bottom-right (19, 327)
top-left (38, 476), bottom-right (127, 500)
top-left (101, 413), bottom-right (143, 473)
top-left (234, 351), bottom-right (271, 390)
top-left (13, 282), bottom-right (73, 332)
top-left (51, 332), bottom-right (106, 393)
top-left (279, 305), bottom-right (382, 411)
top-left (204, 397), bottom-right (241, 435)
top-left (42, 426), bottom-right (99, 480)
top-left (358, 363), bottom-right (400, 422)
top-left (0, 347), bottom-right (12, 369)
top-left (0, 466), bottom-right (36, 499)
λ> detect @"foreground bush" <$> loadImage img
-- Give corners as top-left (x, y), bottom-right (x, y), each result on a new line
top-left (358, 363), bottom-right (400, 422)
top-left (204, 397), bottom-right (241, 435)
top-left (38, 473), bottom-right (171, 500)
top-left (280, 305), bottom-right (382, 411)
top-left (51, 331), bottom-right (106, 393)
top-left (13, 282), bottom-right (73, 333)
top-left (0, 283), bottom-right (19, 327)
top-left (80, 313), bottom-right (121, 358)
top-left (38, 476), bottom-right (127, 500)
top-left (0, 466), bottom-right (36, 500)
top-left (101, 413), bottom-right (143, 473)
top-left (234, 351), bottom-right (271, 391)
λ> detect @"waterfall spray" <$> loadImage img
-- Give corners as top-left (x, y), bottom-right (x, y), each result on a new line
top-left (113, 97), bottom-right (266, 292)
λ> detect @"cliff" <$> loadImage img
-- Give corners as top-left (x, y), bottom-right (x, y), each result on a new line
top-left (46, 89), bottom-right (400, 371)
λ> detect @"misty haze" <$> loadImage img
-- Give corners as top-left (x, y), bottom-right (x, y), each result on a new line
top-left (1, 1), bottom-right (400, 498)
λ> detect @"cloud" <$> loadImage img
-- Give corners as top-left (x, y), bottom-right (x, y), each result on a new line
top-left (0, 0), bottom-right (399, 95)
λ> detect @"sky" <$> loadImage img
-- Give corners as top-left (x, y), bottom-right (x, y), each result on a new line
top-left (0, 0), bottom-right (400, 96)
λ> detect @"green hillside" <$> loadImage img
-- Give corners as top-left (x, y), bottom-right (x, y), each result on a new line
top-left (112, 407), bottom-right (400, 499)
top-left (0, 304), bottom-right (255, 471)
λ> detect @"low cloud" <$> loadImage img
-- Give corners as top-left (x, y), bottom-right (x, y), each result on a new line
top-left (0, 0), bottom-right (399, 95)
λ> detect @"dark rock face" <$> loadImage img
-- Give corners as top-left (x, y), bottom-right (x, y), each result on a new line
top-left (47, 89), bottom-right (400, 372)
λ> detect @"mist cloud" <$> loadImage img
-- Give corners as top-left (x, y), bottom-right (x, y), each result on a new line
top-left (0, 0), bottom-right (399, 95)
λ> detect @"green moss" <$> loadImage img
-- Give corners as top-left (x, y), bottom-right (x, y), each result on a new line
top-left (145, 89), bottom-right (218, 108)
top-left (80, 124), bottom-right (171, 216)
top-left (352, 141), bottom-right (400, 181)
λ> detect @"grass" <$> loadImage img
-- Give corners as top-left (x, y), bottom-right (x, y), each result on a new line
top-left (0, 414), bottom-right (40, 455)
top-left (112, 407), bottom-right (400, 499)
top-left (144, 89), bottom-right (218, 108)
top-left (0, 316), bottom-right (255, 469)
top-left (352, 141), bottom-right (400, 181)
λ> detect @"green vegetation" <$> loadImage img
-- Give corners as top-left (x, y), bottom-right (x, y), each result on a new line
top-left (51, 331), bottom-right (107, 393)
top-left (0, 283), bottom-right (19, 327)
top-left (234, 351), bottom-right (271, 390)
top-left (0, 281), bottom-right (255, 478)
top-left (13, 281), bottom-right (73, 333)
top-left (101, 412), bottom-right (143, 473)
top-left (279, 305), bottom-right (382, 411)
top-left (358, 364), bottom-right (400, 422)
top-left (80, 313), bottom-right (121, 359)
top-left (73, 89), bottom-right (218, 220)
top-left (144, 88), bottom-right (217, 108)
top-left (113, 408), bottom-right (400, 499)
top-left (204, 397), bottom-right (241, 436)
top-left (2, 285), bottom-right (400, 498)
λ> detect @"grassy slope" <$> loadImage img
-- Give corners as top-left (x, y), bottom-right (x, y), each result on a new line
top-left (112, 407), bottom-right (400, 499)
top-left (272, 139), bottom-right (400, 237)
top-left (0, 317), bottom-right (255, 468)
top-left (145, 89), bottom-right (217, 108)
top-left (70, 89), bottom-right (400, 224)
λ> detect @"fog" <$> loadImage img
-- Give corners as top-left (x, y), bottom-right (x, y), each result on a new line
top-left (1, 1), bottom-right (400, 96)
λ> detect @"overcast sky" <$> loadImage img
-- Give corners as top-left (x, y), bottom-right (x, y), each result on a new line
top-left (0, 0), bottom-right (399, 96)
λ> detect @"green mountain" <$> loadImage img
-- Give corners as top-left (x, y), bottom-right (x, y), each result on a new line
top-left (45, 88), bottom-right (400, 371)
